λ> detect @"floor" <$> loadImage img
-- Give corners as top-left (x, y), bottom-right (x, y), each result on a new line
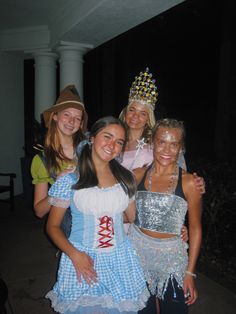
top-left (0, 195), bottom-right (235, 314)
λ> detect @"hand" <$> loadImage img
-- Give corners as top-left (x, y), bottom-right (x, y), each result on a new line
top-left (183, 274), bottom-right (198, 305)
top-left (181, 225), bottom-right (189, 242)
top-left (193, 173), bottom-right (205, 195)
top-left (70, 250), bottom-right (97, 286)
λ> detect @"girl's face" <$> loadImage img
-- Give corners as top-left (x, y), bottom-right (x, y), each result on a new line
top-left (53, 108), bottom-right (83, 136)
top-left (91, 124), bottom-right (125, 163)
top-left (125, 102), bottom-right (150, 131)
top-left (153, 127), bottom-right (182, 166)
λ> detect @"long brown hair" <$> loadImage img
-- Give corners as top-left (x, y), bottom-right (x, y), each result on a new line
top-left (73, 116), bottom-right (136, 198)
top-left (44, 112), bottom-right (84, 176)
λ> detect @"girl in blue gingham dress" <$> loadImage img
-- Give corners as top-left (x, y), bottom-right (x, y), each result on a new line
top-left (45, 117), bottom-right (149, 314)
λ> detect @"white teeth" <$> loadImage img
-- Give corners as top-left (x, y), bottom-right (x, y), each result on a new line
top-left (161, 155), bottom-right (171, 159)
top-left (64, 125), bottom-right (73, 130)
top-left (104, 149), bottom-right (112, 155)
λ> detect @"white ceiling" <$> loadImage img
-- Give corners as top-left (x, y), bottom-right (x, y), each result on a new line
top-left (0, 0), bottom-right (185, 52)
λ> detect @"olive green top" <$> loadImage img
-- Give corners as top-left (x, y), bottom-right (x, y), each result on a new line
top-left (31, 154), bottom-right (76, 185)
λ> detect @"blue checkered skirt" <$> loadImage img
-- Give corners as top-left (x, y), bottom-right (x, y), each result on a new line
top-left (46, 238), bottom-right (149, 313)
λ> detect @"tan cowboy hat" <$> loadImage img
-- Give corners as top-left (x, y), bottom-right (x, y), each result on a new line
top-left (43, 85), bottom-right (88, 131)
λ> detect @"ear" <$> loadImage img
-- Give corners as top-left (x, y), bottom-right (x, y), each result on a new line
top-left (52, 113), bottom-right (58, 122)
top-left (90, 136), bottom-right (94, 144)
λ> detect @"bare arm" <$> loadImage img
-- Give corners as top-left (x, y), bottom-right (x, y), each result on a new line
top-left (46, 206), bottom-right (97, 285)
top-left (183, 173), bottom-right (202, 305)
top-left (34, 182), bottom-right (51, 218)
top-left (33, 168), bottom-right (76, 218)
top-left (124, 201), bottom-right (136, 223)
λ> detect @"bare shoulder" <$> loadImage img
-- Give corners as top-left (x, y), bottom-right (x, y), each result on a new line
top-left (182, 170), bottom-right (195, 187)
top-left (133, 166), bottom-right (148, 184)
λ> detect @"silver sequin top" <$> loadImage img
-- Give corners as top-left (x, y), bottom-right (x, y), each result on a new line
top-left (135, 191), bottom-right (187, 235)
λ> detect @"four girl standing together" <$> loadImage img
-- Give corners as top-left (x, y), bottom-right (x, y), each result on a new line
top-left (31, 68), bottom-right (203, 314)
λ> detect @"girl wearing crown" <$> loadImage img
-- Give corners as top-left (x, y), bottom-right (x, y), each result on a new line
top-left (119, 69), bottom-right (204, 232)
top-left (119, 68), bottom-right (204, 313)
top-left (119, 68), bottom-right (187, 172)
top-left (45, 116), bottom-right (149, 314)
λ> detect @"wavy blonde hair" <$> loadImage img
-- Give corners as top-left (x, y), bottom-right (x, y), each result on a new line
top-left (119, 102), bottom-right (156, 144)
top-left (44, 112), bottom-right (84, 176)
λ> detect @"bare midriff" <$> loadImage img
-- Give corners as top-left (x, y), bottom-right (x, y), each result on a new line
top-left (140, 227), bottom-right (177, 239)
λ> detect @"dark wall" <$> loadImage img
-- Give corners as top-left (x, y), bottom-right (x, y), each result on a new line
top-left (84, 0), bottom-right (235, 162)
top-left (23, 0), bottom-right (235, 162)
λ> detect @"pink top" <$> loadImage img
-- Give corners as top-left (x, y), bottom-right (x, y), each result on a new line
top-left (121, 147), bottom-right (186, 171)
top-left (121, 146), bottom-right (153, 170)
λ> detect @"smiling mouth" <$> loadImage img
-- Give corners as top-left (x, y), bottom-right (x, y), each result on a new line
top-left (103, 149), bottom-right (112, 155)
top-left (160, 155), bottom-right (171, 160)
top-left (64, 125), bottom-right (74, 130)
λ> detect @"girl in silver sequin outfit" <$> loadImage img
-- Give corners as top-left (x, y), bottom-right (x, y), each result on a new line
top-left (129, 119), bottom-right (202, 314)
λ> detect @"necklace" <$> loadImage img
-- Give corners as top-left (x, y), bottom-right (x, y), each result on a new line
top-left (148, 164), bottom-right (179, 194)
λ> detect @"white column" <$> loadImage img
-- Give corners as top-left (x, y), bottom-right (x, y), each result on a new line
top-left (33, 52), bottom-right (58, 122)
top-left (58, 44), bottom-right (89, 100)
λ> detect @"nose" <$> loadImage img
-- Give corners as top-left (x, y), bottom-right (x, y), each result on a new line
top-left (68, 116), bottom-right (75, 125)
top-left (133, 111), bottom-right (139, 118)
top-left (108, 140), bottom-right (115, 150)
top-left (163, 143), bottom-right (171, 153)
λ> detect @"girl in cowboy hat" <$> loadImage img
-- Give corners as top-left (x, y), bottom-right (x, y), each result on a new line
top-left (31, 85), bottom-right (87, 235)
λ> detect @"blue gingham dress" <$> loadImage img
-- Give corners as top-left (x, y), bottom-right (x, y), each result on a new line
top-left (46, 174), bottom-right (149, 314)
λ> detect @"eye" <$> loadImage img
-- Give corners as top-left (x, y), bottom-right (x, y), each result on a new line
top-left (140, 112), bottom-right (148, 117)
top-left (117, 140), bottom-right (124, 147)
top-left (104, 134), bottom-right (111, 140)
top-left (171, 143), bottom-right (178, 148)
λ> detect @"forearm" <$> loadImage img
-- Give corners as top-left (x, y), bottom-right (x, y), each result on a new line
top-left (46, 224), bottom-right (77, 259)
top-left (187, 224), bottom-right (202, 273)
top-left (34, 197), bottom-right (51, 218)
top-left (33, 182), bottom-right (50, 218)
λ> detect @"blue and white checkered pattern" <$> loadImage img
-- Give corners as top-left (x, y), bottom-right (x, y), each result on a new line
top-left (48, 173), bottom-right (78, 201)
top-left (46, 238), bottom-right (149, 313)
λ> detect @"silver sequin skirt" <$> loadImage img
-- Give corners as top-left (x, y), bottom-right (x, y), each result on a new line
top-left (128, 224), bottom-right (188, 299)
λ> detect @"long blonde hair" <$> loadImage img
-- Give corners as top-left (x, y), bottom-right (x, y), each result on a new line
top-left (44, 112), bottom-right (84, 176)
top-left (119, 103), bottom-right (156, 144)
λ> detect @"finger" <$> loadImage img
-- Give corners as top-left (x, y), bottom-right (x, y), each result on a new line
top-left (185, 287), bottom-right (194, 305)
top-left (82, 266), bottom-right (97, 283)
top-left (83, 270), bottom-right (97, 286)
top-left (76, 270), bottom-right (82, 283)
top-left (86, 267), bottom-right (98, 282)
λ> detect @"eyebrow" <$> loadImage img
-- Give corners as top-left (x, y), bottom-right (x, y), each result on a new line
top-left (156, 137), bottom-right (181, 142)
top-left (102, 131), bottom-right (125, 142)
top-left (129, 107), bottom-right (148, 114)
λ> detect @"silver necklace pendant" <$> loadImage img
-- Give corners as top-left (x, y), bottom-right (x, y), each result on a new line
top-left (148, 164), bottom-right (178, 194)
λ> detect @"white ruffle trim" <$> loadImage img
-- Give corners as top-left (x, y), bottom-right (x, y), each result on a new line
top-left (46, 288), bottom-right (150, 314)
top-left (48, 196), bottom-right (70, 208)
